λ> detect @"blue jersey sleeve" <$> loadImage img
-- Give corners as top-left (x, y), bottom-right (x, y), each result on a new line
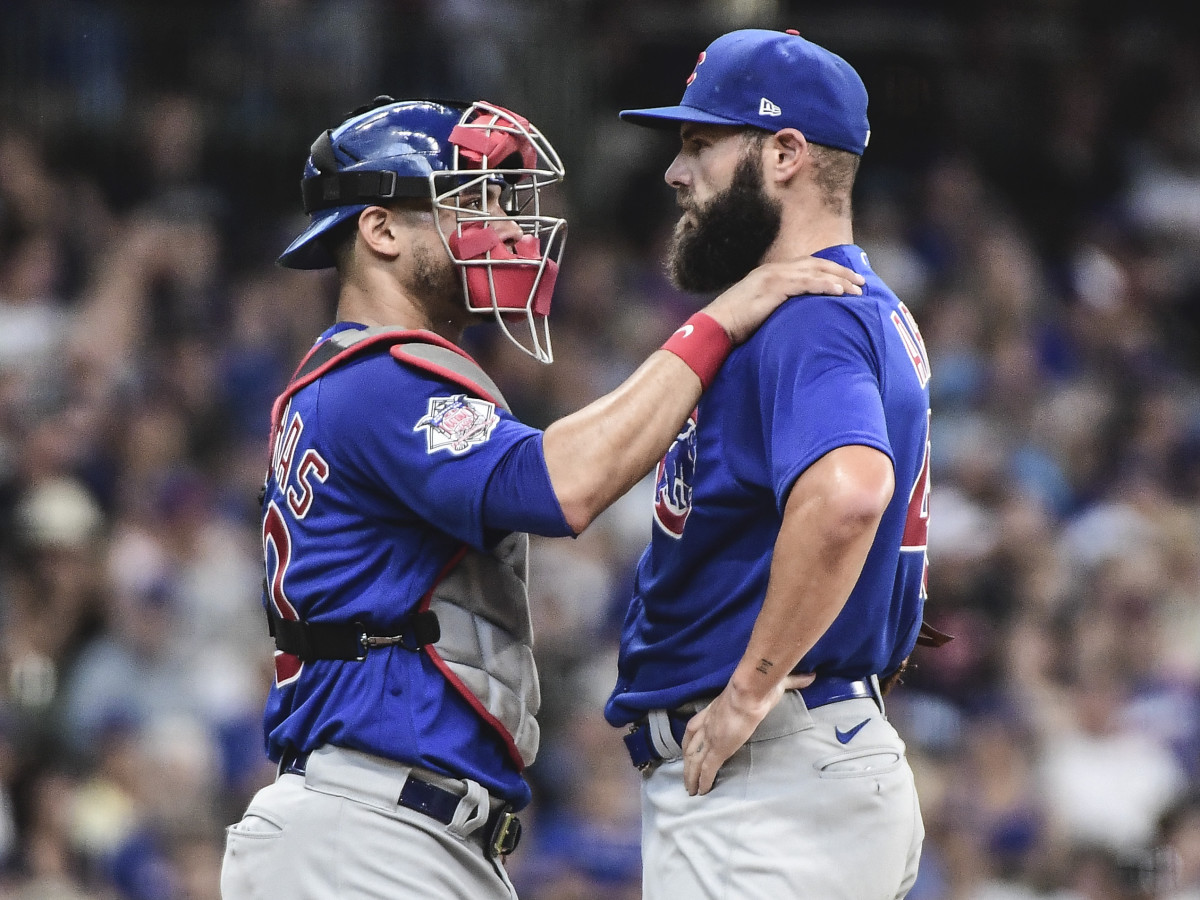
top-left (483, 433), bottom-right (574, 538)
top-left (316, 352), bottom-right (565, 548)
top-left (758, 297), bottom-right (894, 511)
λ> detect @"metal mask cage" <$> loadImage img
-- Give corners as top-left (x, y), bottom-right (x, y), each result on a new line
top-left (429, 101), bottom-right (568, 364)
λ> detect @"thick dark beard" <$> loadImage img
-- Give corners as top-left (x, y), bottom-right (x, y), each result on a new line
top-left (667, 153), bottom-right (782, 293)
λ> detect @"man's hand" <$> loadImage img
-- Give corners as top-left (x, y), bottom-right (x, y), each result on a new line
top-left (681, 672), bottom-right (815, 796)
top-left (703, 258), bottom-right (864, 345)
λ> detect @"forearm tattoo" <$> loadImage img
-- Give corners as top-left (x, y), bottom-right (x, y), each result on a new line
top-left (756, 658), bottom-right (774, 675)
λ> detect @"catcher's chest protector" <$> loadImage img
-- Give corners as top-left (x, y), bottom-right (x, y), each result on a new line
top-left (269, 326), bottom-right (540, 769)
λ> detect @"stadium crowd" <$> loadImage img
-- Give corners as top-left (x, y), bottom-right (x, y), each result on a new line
top-left (1, 1), bottom-right (1199, 898)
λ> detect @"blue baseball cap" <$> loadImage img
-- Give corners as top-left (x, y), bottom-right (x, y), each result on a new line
top-left (620, 29), bottom-right (870, 155)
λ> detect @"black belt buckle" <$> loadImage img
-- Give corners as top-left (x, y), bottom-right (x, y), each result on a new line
top-left (488, 809), bottom-right (522, 857)
top-left (279, 748), bottom-right (309, 778)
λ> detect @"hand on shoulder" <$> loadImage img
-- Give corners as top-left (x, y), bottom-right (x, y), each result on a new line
top-left (703, 257), bottom-right (865, 344)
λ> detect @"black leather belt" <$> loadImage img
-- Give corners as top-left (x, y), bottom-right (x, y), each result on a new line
top-left (266, 608), bottom-right (440, 661)
top-left (622, 676), bottom-right (876, 771)
top-left (278, 749), bottom-right (521, 857)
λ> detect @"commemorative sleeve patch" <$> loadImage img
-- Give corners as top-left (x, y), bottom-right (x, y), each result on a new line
top-left (414, 394), bottom-right (500, 454)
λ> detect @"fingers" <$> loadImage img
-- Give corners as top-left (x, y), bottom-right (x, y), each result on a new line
top-left (681, 714), bottom-right (724, 796)
top-left (704, 257), bottom-right (865, 344)
top-left (779, 259), bottom-right (865, 297)
top-left (681, 716), bottom-right (700, 794)
top-left (782, 672), bottom-right (817, 691)
top-left (683, 733), bottom-right (717, 796)
top-left (683, 738), bottom-right (701, 795)
top-left (681, 716), bottom-right (707, 795)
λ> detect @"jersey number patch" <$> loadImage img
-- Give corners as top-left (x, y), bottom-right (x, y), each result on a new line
top-left (263, 500), bottom-right (303, 687)
top-left (263, 406), bottom-right (331, 688)
top-left (902, 410), bottom-right (931, 600)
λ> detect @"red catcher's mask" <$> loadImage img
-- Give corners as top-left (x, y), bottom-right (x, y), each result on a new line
top-left (434, 102), bottom-right (566, 363)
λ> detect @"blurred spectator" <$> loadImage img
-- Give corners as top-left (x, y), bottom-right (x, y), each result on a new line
top-left (1038, 669), bottom-right (1186, 854)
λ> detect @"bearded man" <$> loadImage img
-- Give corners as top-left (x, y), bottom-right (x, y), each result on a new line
top-left (605, 30), bottom-right (938, 900)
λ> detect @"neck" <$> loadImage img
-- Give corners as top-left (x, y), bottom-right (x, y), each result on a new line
top-left (763, 208), bottom-right (853, 263)
top-left (335, 270), bottom-right (466, 344)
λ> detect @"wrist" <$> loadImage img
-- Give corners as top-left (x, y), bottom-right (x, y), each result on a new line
top-left (660, 312), bottom-right (734, 390)
top-left (728, 662), bottom-right (784, 711)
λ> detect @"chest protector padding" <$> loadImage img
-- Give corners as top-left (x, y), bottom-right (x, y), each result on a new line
top-left (421, 530), bottom-right (539, 769)
top-left (271, 327), bottom-right (540, 769)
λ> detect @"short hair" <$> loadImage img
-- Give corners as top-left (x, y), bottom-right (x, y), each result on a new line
top-left (807, 143), bottom-right (860, 215)
top-left (742, 130), bottom-right (859, 216)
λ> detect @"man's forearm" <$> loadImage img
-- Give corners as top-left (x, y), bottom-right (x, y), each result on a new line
top-left (729, 444), bottom-right (895, 705)
top-left (543, 350), bottom-right (701, 533)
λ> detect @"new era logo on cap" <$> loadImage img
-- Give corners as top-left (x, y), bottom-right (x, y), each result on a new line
top-left (759, 97), bottom-right (782, 117)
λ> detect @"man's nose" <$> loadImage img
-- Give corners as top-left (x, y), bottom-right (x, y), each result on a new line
top-left (664, 154), bottom-right (689, 189)
top-left (486, 203), bottom-right (524, 245)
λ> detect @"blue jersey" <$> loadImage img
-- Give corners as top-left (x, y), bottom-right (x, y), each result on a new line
top-left (261, 323), bottom-right (565, 808)
top-left (606, 245), bottom-right (931, 727)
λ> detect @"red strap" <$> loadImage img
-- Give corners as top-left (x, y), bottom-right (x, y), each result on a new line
top-left (660, 312), bottom-right (733, 390)
top-left (449, 103), bottom-right (537, 169)
top-left (449, 225), bottom-right (504, 260)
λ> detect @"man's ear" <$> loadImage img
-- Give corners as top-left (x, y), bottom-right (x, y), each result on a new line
top-left (357, 206), bottom-right (402, 261)
top-left (765, 128), bottom-right (808, 185)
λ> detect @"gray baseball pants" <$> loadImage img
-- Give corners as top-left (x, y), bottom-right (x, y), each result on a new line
top-left (640, 692), bottom-right (924, 899)
top-left (220, 745), bottom-right (518, 899)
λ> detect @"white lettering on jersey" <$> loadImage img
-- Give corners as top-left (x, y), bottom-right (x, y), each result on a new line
top-left (271, 406), bottom-right (303, 486)
top-left (890, 301), bottom-right (931, 388)
top-left (415, 394), bottom-right (499, 454)
top-left (287, 449), bottom-right (330, 519)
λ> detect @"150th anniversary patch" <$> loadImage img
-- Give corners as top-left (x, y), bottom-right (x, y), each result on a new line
top-left (414, 394), bottom-right (500, 454)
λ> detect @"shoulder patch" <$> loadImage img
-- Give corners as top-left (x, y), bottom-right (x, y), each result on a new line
top-left (415, 394), bottom-right (500, 454)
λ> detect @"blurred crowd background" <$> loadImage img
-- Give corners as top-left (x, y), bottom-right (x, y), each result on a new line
top-left (1, 0), bottom-right (1200, 898)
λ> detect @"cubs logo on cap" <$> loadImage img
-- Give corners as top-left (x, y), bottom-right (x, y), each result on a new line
top-left (619, 28), bottom-right (870, 156)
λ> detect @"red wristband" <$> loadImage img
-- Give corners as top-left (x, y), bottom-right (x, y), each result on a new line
top-left (660, 312), bottom-right (734, 390)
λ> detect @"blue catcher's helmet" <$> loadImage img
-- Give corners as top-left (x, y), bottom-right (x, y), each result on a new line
top-left (279, 96), bottom-right (568, 363)
top-left (279, 98), bottom-right (464, 270)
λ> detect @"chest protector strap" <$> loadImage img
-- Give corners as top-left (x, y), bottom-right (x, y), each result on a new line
top-left (267, 326), bottom-right (540, 770)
